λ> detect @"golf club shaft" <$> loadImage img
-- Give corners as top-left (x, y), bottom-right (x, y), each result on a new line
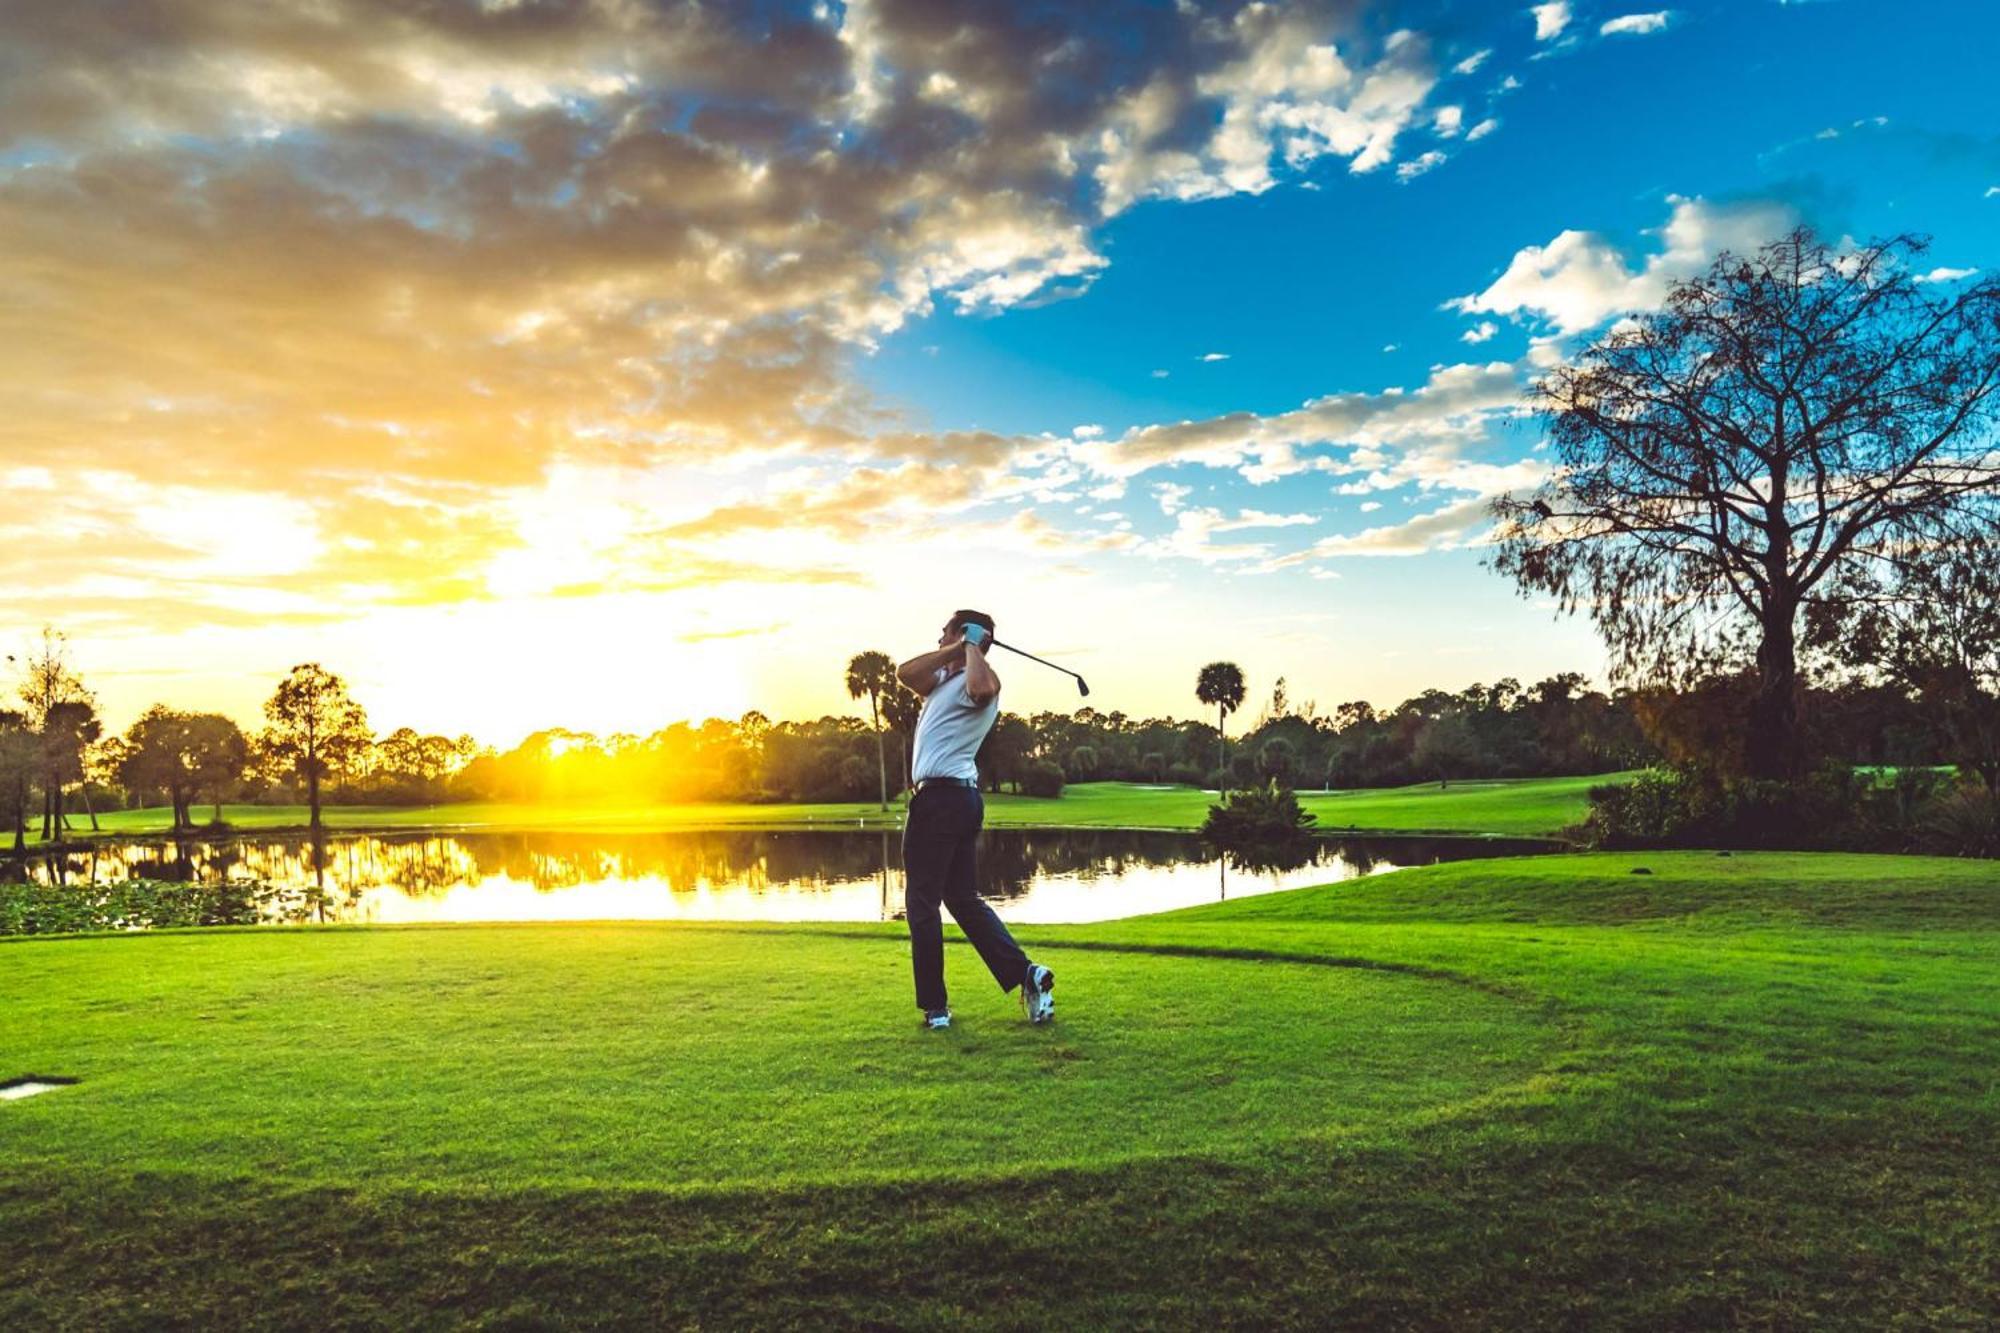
top-left (989, 638), bottom-right (1081, 682)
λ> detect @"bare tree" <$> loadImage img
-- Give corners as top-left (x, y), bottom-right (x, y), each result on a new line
top-left (1493, 230), bottom-right (2000, 778)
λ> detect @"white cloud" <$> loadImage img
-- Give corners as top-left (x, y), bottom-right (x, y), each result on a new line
top-left (1527, 334), bottom-right (1568, 368)
top-left (1915, 266), bottom-right (1979, 283)
top-left (1256, 26), bottom-right (1442, 179)
top-left (1531, 3), bottom-right (1572, 41)
top-left (1359, 501), bottom-right (1382, 512)
top-left (1200, 352), bottom-right (1231, 362)
top-left (1290, 496), bottom-right (1497, 558)
top-left (1133, 506), bottom-right (1323, 567)
top-left (1151, 369), bottom-right (1170, 378)
top-left (1461, 321), bottom-right (1499, 344)
top-left (1096, 10), bottom-right (1445, 211)
top-left (1088, 360), bottom-right (1525, 487)
top-left (1453, 50), bottom-right (1492, 75)
top-left (1467, 117), bottom-right (1500, 141)
top-left (1397, 150), bottom-right (1447, 181)
top-left (1433, 105), bottom-right (1463, 137)
top-left (1600, 13), bottom-right (1671, 36)
top-left (1382, 343), bottom-right (1399, 352)
top-left (1448, 195), bottom-right (1799, 333)
top-left (1231, 510), bottom-right (1318, 529)
top-left (1986, 186), bottom-right (2000, 198)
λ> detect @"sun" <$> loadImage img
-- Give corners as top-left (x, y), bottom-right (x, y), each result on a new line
top-left (348, 594), bottom-right (756, 741)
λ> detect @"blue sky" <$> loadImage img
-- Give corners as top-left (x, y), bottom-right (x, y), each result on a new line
top-left (2, 0), bottom-right (1995, 737)
top-left (870, 0), bottom-right (1997, 438)
top-left (837, 0), bottom-right (2000, 720)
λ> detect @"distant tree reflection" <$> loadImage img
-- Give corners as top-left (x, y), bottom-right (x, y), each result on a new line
top-left (6, 828), bottom-right (1555, 929)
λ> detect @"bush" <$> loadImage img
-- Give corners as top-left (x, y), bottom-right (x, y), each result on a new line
top-left (1571, 763), bottom-right (1957, 852)
top-left (1021, 760), bottom-right (1066, 798)
top-left (1573, 769), bottom-right (1695, 846)
top-left (1200, 780), bottom-right (1318, 848)
top-left (1917, 784), bottom-right (2000, 858)
top-left (1166, 762), bottom-right (1205, 787)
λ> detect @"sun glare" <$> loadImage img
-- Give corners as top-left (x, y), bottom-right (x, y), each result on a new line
top-left (351, 595), bottom-right (755, 741)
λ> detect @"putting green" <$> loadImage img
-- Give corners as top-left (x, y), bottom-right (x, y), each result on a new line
top-left (0, 925), bottom-right (1557, 1189)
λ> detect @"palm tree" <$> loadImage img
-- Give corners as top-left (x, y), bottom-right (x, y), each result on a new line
top-left (1195, 662), bottom-right (1246, 789)
top-left (845, 651), bottom-right (897, 810)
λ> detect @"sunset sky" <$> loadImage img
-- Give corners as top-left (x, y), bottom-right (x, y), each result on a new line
top-left (3, 0), bottom-right (1995, 743)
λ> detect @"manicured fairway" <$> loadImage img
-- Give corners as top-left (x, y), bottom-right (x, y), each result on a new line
top-left (4, 850), bottom-right (1997, 1328)
top-left (0, 928), bottom-right (1544, 1188)
top-left (24, 771), bottom-right (1623, 844)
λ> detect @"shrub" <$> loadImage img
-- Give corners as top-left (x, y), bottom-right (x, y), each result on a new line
top-left (1570, 763), bottom-right (1952, 852)
top-left (1021, 760), bottom-right (1066, 798)
top-left (1166, 762), bottom-right (1205, 787)
top-left (1917, 784), bottom-right (2000, 858)
top-left (1201, 780), bottom-right (1317, 848)
top-left (1572, 769), bottom-right (1698, 846)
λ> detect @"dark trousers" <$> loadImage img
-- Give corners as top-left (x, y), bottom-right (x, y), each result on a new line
top-left (903, 783), bottom-right (1029, 1012)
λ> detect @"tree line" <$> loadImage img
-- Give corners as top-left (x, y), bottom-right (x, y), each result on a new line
top-left (1, 643), bottom-right (402, 846)
top-left (5, 620), bottom-right (1977, 849)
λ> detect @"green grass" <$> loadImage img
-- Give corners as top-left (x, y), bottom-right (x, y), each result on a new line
top-left (4, 849), bottom-right (1997, 1327)
top-left (0, 929), bottom-right (1545, 1189)
top-left (27, 771), bottom-right (1622, 846)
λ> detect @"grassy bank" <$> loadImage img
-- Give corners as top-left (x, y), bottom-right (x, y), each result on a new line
top-left (4, 851), bottom-right (1996, 1327)
top-left (19, 772), bottom-right (1620, 846)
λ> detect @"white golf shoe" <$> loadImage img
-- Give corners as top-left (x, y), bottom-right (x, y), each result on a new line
top-left (1021, 964), bottom-right (1055, 1024)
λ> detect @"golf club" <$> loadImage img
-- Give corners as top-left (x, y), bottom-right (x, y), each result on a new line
top-left (990, 638), bottom-right (1089, 697)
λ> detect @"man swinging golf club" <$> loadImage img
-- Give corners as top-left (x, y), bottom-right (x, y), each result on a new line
top-left (896, 610), bottom-right (1056, 1030)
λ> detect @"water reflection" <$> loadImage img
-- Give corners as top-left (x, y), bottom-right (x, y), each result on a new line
top-left (3, 829), bottom-right (1555, 929)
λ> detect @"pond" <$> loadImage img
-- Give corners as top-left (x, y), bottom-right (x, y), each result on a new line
top-left (3, 828), bottom-right (1557, 931)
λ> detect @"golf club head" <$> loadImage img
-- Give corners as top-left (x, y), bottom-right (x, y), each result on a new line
top-left (1077, 679), bottom-right (1090, 697)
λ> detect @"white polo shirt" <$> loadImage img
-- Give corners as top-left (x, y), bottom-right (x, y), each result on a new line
top-left (910, 667), bottom-right (1000, 783)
